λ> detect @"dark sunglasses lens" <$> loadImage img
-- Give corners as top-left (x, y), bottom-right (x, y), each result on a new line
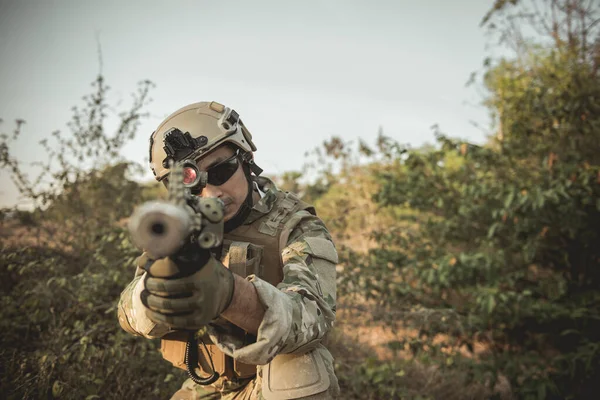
top-left (207, 158), bottom-right (238, 186)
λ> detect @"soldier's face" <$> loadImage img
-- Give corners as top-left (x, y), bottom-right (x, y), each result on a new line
top-left (196, 145), bottom-right (248, 222)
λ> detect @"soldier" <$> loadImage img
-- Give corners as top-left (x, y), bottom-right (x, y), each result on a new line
top-left (118, 101), bottom-right (340, 399)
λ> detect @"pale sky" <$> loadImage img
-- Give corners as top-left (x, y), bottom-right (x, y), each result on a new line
top-left (0, 0), bottom-right (497, 208)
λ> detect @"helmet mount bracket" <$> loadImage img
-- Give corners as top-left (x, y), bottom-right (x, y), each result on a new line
top-left (162, 128), bottom-right (208, 168)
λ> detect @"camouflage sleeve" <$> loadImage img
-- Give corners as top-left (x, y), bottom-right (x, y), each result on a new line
top-left (208, 210), bottom-right (337, 365)
top-left (117, 255), bottom-right (174, 339)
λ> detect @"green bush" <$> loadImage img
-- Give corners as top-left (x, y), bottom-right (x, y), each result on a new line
top-left (0, 74), bottom-right (186, 399)
top-left (337, 2), bottom-right (600, 398)
top-left (0, 231), bottom-right (185, 399)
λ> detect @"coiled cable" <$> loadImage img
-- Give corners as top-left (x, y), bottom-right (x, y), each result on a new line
top-left (184, 331), bottom-right (220, 386)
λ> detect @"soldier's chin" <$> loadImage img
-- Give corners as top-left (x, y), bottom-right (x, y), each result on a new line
top-left (223, 203), bottom-right (239, 222)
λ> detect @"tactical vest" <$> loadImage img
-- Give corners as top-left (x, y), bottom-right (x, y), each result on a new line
top-left (160, 189), bottom-right (315, 381)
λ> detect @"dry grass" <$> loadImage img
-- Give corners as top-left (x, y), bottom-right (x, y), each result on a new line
top-left (330, 298), bottom-right (513, 400)
top-left (0, 219), bottom-right (99, 253)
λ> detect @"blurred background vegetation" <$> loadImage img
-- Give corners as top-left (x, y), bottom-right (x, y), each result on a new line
top-left (1, 1), bottom-right (599, 399)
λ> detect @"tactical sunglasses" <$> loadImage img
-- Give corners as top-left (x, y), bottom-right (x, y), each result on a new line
top-left (162, 151), bottom-right (241, 189)
top-left (203, 151), bottom-right (241, 186)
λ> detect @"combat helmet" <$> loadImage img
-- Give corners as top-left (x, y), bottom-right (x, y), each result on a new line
top-left (149, 101), bottom-right (262, 182)
top-left (148, 101), bottom-right (263, 232)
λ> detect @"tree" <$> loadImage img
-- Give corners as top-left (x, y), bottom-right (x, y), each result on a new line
top-left (1, 75), bottom-right (153, 250)
top-left (339, 1), bottom-right (600, 398)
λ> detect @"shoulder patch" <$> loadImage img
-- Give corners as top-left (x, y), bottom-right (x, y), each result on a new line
top-left (304, 237), bottom-right (338, 264)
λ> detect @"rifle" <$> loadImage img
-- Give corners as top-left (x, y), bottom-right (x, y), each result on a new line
top-left (127, 159), bottom-right (223, 385)
top-left (128, 160), bottom-right (223, 261)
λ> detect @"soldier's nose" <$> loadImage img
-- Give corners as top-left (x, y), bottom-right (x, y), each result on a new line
top-left (202, 184), bottom-right (223, 198)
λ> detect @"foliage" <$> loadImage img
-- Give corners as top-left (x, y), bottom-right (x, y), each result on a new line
top-left (0, 75), bottom-right (185, 399)
top-left (2, 2), bottom-right (599, 399)
top-left (336, 1), bottom-right (600, 399)
top-left (280, 131), bottom-right (413, 252)
top-left (1, 75), bottom-right (154, 251)
top-left (0, 231), bottom-right (184, 399)
top-left (337, 357), bottom-right (510, 400)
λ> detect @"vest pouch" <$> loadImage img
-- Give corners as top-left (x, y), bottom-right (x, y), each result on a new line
top-left (161, 331), bottom-right (221, 375)
top-left (161, 331), bottom-right (188, 370)
top-left (234, 350), bottom-right (258, 378)
top-left (221, 240), bottom-right (264, 379)
top-left (262, 349), bottom-right (330, 400)
top-left (203, 329), bottom-right (257, 379)
top-left (222, 240), bottom-right (264, 279)
top-left (161, 331), bottom-right (255, 380)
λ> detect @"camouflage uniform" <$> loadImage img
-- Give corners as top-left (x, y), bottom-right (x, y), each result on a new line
top-left (118, 177), bottom-right (339, 399)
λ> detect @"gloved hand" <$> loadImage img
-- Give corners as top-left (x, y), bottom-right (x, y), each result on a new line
top-left (139, 251), bottom-right (235, 330)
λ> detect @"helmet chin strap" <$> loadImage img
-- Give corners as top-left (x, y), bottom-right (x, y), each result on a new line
top-left (223, 161), bottom-right (257, 233)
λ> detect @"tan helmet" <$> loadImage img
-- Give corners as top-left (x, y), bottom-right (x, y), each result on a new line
top-left (149, 101), bottom-right (259, 182)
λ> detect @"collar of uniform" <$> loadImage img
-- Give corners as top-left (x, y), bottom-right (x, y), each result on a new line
top-left (244, 176), bottom-right (279, 224)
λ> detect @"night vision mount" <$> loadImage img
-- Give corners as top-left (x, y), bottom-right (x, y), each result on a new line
top-left (162, 128), bottom-right (209, 168)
